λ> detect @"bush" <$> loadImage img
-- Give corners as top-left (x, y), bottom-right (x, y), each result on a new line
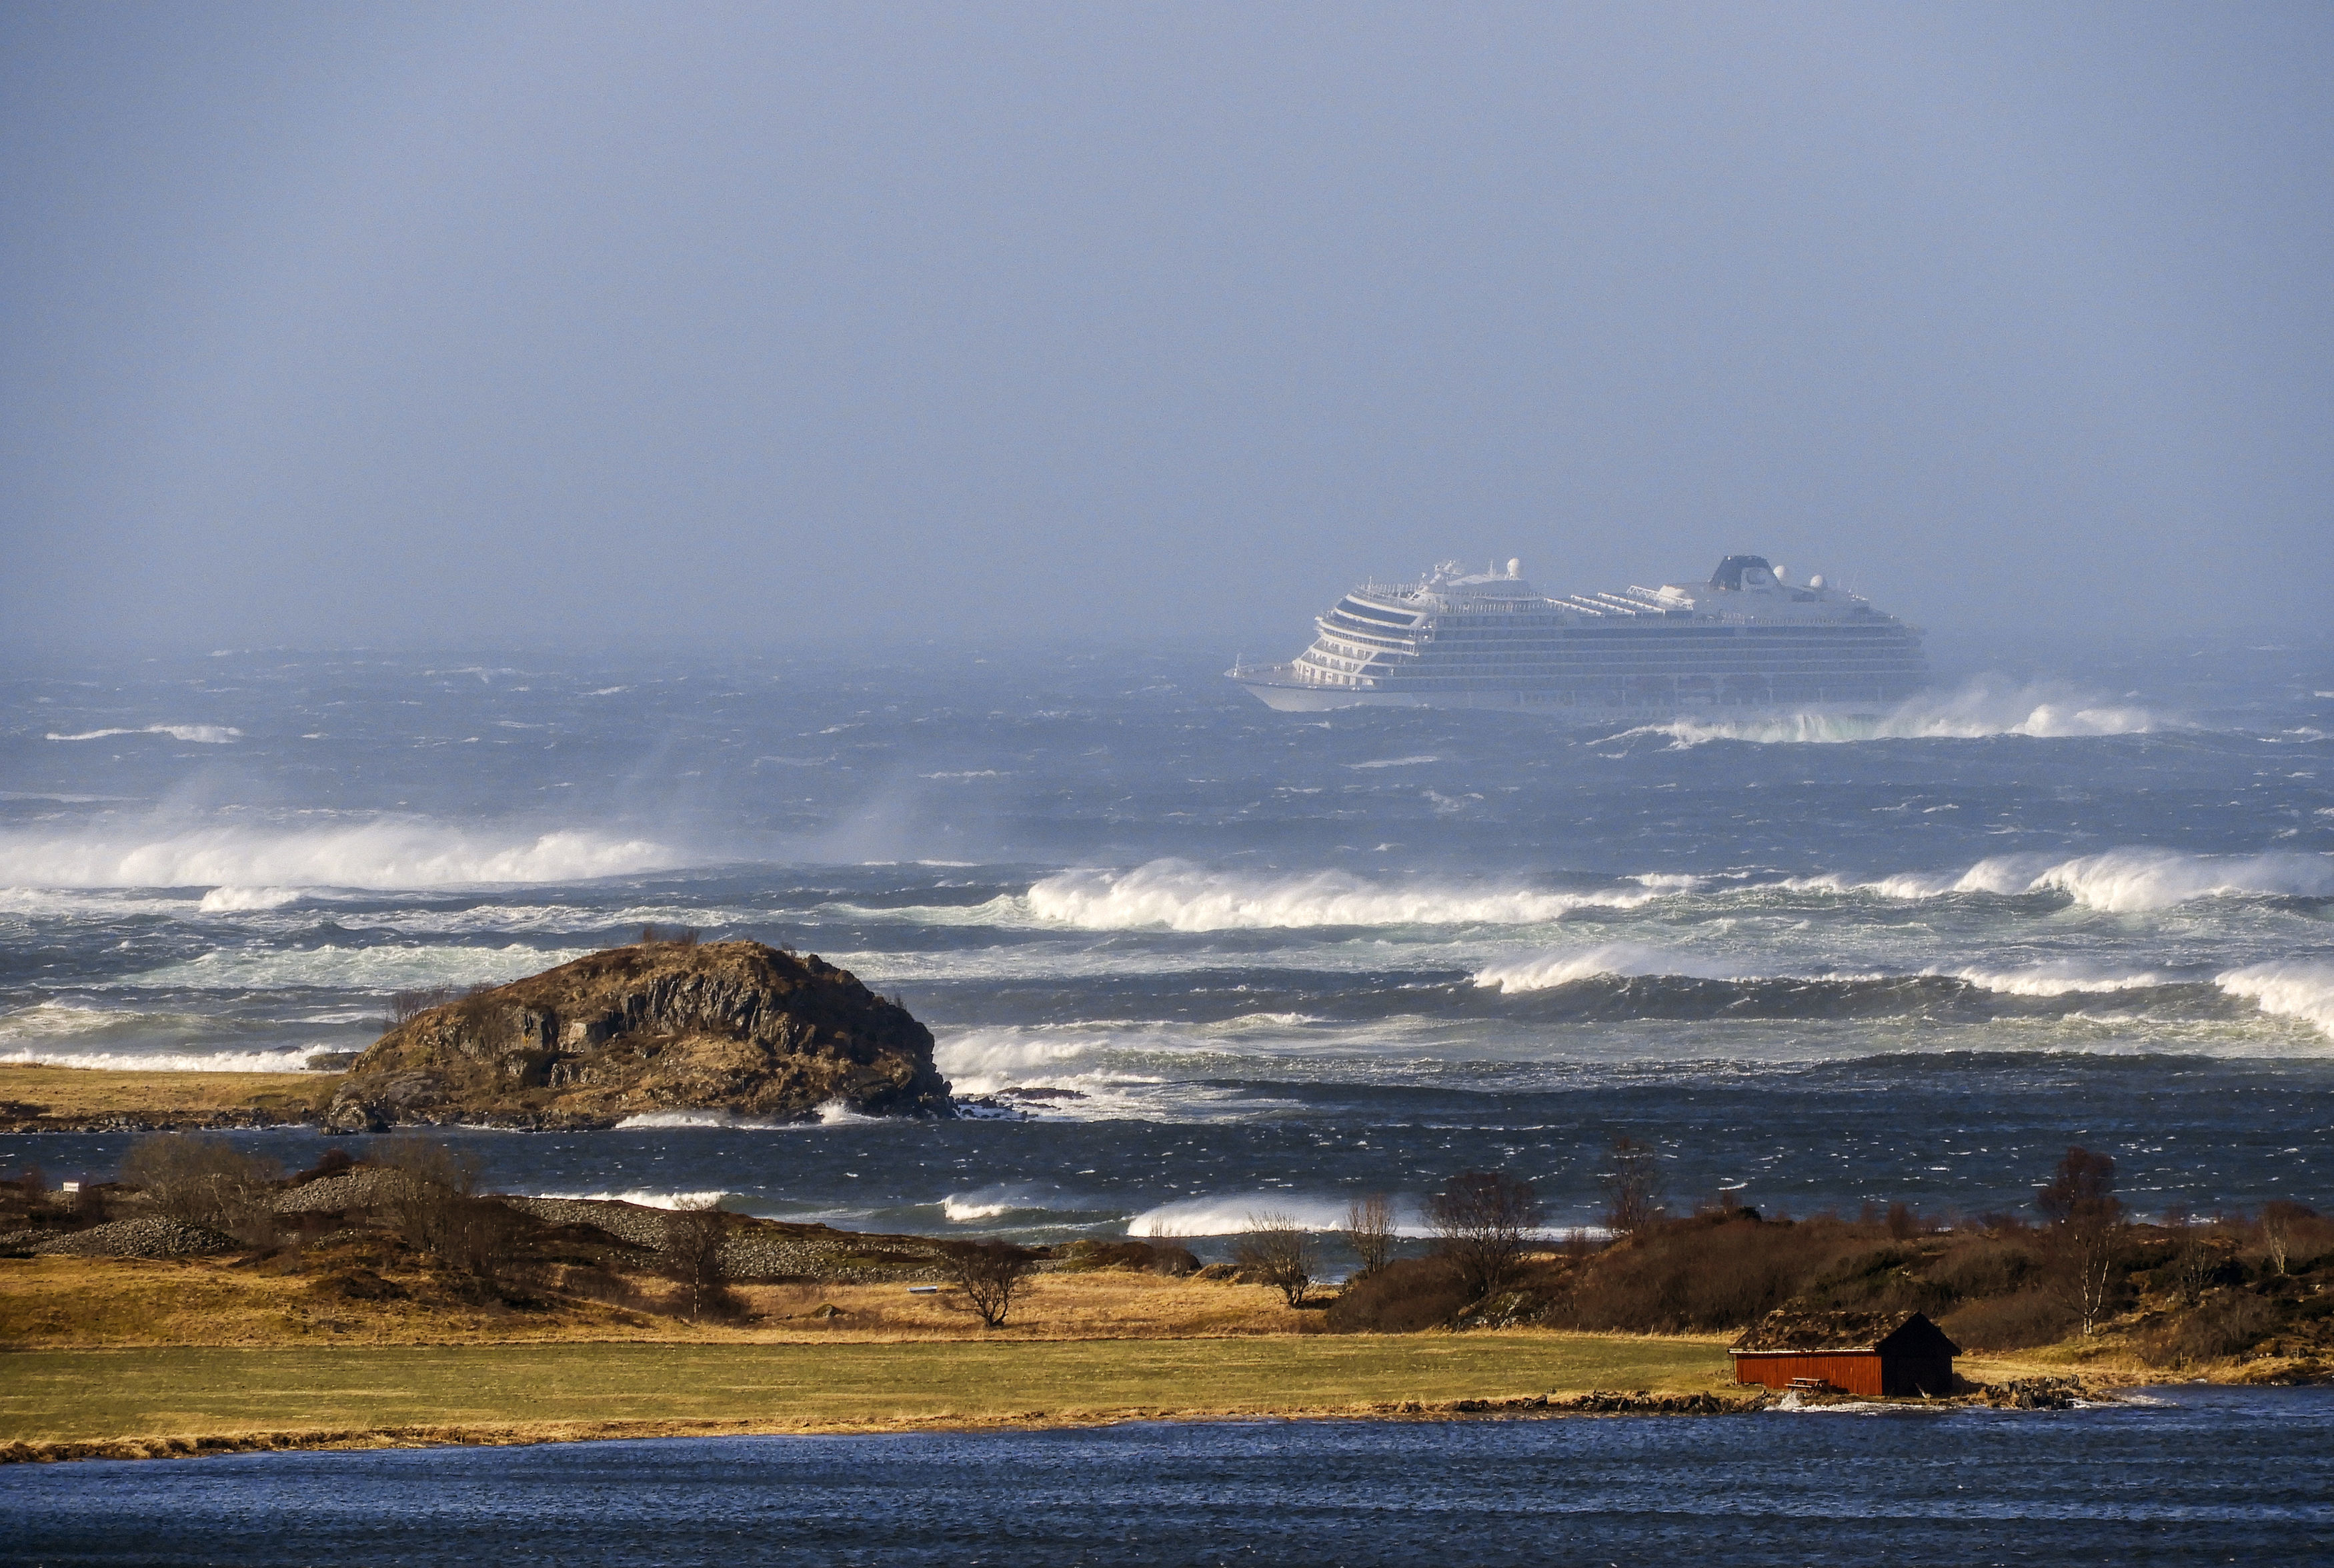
top-left (1427, 1171), bottom-right (1543, 1303)
top-left (940, 1240), bottom-right (1040, 1328)
top-left (1941, 1289), bottom-right (2078, 1350)
top-left (664, 1201), bottom-right (745, 1322)
top-left (120, 1133), bottom-right (280, 1244)
top-left (1324, 1257), bottom-right (1474, 1333)
top-left (1232, 1211), bottom-right (1320, 1307)
top-left (2141, 1290), bottom-right (2283, 1367)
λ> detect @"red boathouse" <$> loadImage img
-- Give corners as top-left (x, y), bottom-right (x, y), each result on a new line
top-left (1728, 1309), bottom-right (1959, 1397)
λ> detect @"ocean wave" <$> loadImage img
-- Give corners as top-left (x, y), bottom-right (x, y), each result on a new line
top-left (2216, 961), bottom-right (2334, 1041)
top-left (1472, 943), bottom-right (1744, 993)
top-left (1026, 859), bottom-right (1658, 932)
top-left (1126, 1193), bottom-right (1436, 1239)
top-left (1943, 962), bottom-right (2181, 997)
top-left (45, 724), bottom-right (241, 744)
top-left (610, 1111), bottom-right (796, 1130)
top-left (0, 819), bottom-right (679, 890)
top-left (0, 1045), bottom-right (321, 1073)
top-left (197, 885), bottom-right (303, 912)
top-left (1620, 681), bottom-right (2173, 747)
top-left (119, 943), bottom-right (590, 991)
top-left (532, 1187), bottom-right (733, 1209)
top-left (1795, 848), bottom-right (2334, 913)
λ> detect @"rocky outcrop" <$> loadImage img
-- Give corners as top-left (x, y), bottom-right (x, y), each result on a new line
top-left (325, 939), bottom-right (952, 1131)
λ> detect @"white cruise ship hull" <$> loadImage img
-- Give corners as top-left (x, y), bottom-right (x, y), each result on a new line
top-left (1234, 555), bottom-right (1928, 718)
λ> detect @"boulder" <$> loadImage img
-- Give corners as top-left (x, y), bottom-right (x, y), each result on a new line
top-left (325, 939), bottom-right (952, 1131)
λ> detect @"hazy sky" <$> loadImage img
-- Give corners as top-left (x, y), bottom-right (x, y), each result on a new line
top-left (4, 2), bottom-right (2328, 657)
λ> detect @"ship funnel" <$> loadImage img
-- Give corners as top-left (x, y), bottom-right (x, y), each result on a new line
top-left (1507, 557), bottom-right (1521, 578)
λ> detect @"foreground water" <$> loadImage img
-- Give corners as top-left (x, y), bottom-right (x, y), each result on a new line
top-left (6, 1388), bottom-right (2331, 1566)
top-left (2, 641), bottom-right (2329, 1233)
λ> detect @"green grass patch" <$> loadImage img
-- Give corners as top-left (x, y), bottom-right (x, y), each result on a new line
top-left (1, 1334), bottom-right (1733, 1443)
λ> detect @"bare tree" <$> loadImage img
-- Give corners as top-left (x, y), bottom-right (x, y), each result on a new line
top-left (664, 1199), bottom-right (742, 1322)
top-left (939, 1239), bottom-right (1041, 1328)
top-left (2258, 1201), bottom-right (2308, 1276)
top-left (120, 1133), bottom-right (280, 1243)
top-left (1233, 1211), bottom-right (1320, 1306)
top-left (1602, 1138), bottom-right (1663, 1237)
top-left (386, 988), bottom-right (459, 1027)
top-left (2037, 1145), bottom-right (2125, 1335)
top-left (1340, 1193), bottom-right (1398, 1279)
top-left (374, 1135), bottom-right (485, 1261)
top-left (1426, 1171), bottom-right (1544, 1302)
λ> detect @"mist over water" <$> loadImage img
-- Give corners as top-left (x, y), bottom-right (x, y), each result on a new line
top-left (2, 641), bottom-right (2329, 1234)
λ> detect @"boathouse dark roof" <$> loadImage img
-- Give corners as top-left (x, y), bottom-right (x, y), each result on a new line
top-left (1730, 1309), bottom-right (1960, 1357)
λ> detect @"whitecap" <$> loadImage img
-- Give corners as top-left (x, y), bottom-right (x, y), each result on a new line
top-left (1621, 679), bottom-right (2175, 747)
top-left (1025, 859), bottom-right (1660, 931)
top-left (532, 1187), bottom-right (734, 1210)
top-left (1126, 1192), bottom-right (1440, 1239)
top-left (45, 724), bottom-right (242, 744)
top-left (0, 1045), bottom-right (322, 1073)
top-left (2217, 961), bottom-right (2334, 1041)
top-left (119, 943), bottom-right (589, 991)
top-left (198, 885), bottom-right (303, 912)
top-left (1472, 943), bottom-right (1743, 993)
top-left (0, 819), bottom-right (678, 891)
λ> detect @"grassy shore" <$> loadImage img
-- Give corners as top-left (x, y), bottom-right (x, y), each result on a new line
top-left (0, 1063), bottom-right (335, 1128)
top-left (1, 1334), bottom-right (1745, 1455)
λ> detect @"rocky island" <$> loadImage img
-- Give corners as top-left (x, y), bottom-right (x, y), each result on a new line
top-left (325, 937), bottom-right (952, 1131)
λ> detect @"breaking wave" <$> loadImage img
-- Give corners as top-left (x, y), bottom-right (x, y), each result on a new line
top-left (197, 885), bottom-right (303, 912)
top-left (1623, 681), bottom-right (2173, 747)
top-left (1026, 859), bottom-right (1658, 931)
top-left (533, 1187), bottom-right (734, 1209)
top-left (45, 724), bottom-right (241, 744)
top-left (1472, 943), bottom-right (1744, 993)
top-left (0, 820), bottom-right (678, 889)
top-left (0, 1045), bottom-right (320, 1073)
top-left (2216, 962), bottom-right (2334, 1041)
top-left (120, 943), bottom-right (590, 991)
top-left (1801, 848), bottom-right (2334, 913)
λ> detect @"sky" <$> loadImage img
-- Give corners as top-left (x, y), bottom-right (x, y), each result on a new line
top-left (3, 2), bottom-right (2329, 659)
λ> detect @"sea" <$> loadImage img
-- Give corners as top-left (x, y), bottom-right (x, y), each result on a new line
top-left (1, 641), bottom-right (2331, 1236)
top-left (5, 1389), bottom-right (2331, 1566)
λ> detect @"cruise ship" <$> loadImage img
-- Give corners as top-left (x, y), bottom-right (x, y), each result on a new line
top-left (1229, 555), bottom-right (1927, 715)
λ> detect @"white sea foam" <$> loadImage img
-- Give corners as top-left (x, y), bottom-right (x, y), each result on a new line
top-left (1620, 680), bottom-right (2173, 747)
top-left (119, 943), bottom-right (590, 991)
top-left (1798, 848), bottom-right (2334, 913)
top-left (197, 885), bottom-right (303, 912)
top-left (1126, 1193), bottom-right (1438, 1239)
top-left (0, 819), bottom-right (678, 890)
top-left (2217, 962), bottom-right (2334, 1041)
top-left (1346, 755), bottom-right (1440, 769)
top-left (1943, 962), bottom-right (2181, 997)
top-left (611, 1111), bottom-right (794, 1130)
top-left (45, 724), bottom-right (242, 744)
top-left (1472, 943), bottom-right (1742, 993)
top-left (0, 1045), bottom-right (321, 1073)
top-left (1026, 859), bottom-right (1659, 931)
top-left (534, 1187), bottom-right (733, 1210)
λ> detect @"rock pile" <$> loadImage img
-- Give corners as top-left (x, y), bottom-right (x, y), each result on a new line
top-left (3, 1218), bottom-right (238, 1258)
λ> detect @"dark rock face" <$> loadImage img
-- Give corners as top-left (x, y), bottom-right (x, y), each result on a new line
top-left (325, 939), bottom-right (952, 1131)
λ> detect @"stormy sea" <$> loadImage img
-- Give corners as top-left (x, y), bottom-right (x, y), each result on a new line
top-left (5, 641), bottom-right (2333, 1563)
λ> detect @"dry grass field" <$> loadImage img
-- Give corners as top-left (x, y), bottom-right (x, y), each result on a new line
top-left (0, 1333), bottom-right (1747, 1451)
top-left (0, 1063), bottom-right (335, 1124)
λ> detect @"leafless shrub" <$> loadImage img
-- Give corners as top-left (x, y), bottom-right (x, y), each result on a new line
top-left (1602, 1139), bottom-right (1662, 1237)
top-left (372, 1135), bottom-right (503, 1272)
top-left (1232, 1211), bottom-right (1320, 1307)
top-left (939, 1239), bottom-right (1040, 1327)
top-left (1427, 1171), bottom-right (1544, 1303)
top-left (120, 1133), bottom-right (281, 1244)
top-left (1340, 1193), bottom-right (1398, 1279)
top-left (664, 1199), bottom-right (744, 1322)
top-left (640, 925), bottom-right (700, 947)
top-left (387, 987), bottom-right (459, 1027)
